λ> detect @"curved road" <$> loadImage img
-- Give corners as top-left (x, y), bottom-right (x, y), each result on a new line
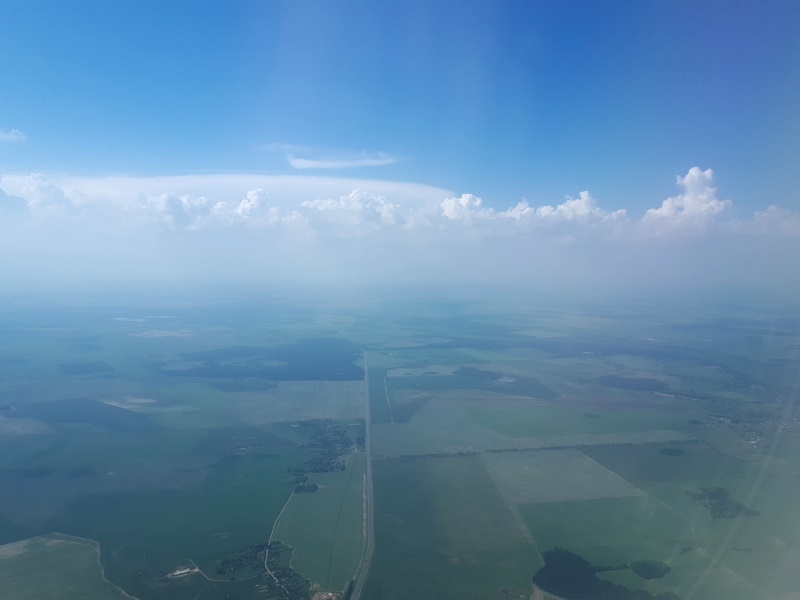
top-left (350, 351), bottom-right (375, 600)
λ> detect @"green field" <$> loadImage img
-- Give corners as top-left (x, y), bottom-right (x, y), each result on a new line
top-left (371, 396), bottom-right (698, 457)
top-left (0, 534), bottom-right (131, 600)
top-left (580, 441), bottom-right (754, 483)
top-left (274, 451), bottom-right (366, 592)
top-left (471, 404), bottom-right (705, 438)
top-left (45, 439), bottom-right (307, 599)
top-left (517, 496), bottom-right (773, 600)
top-left (231, 380), bottom-right (365, 423)
top-left (481, 449), bottom-right (645, 504)
top-left (519, 495), bottom-right (693, 551)
top-left (2, 295), bottom-right (799, 600)
top-left (363, 454), bottom-right (537, 600)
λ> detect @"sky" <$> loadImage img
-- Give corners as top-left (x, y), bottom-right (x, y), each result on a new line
top-left (1, 0), bottom-right (799, 299)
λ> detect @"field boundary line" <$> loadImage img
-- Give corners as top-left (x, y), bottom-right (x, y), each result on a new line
top-left (577, 452), bottom-right (775, 599)
top-left (47, 532), bottom-right (141, 600)
top-left (507, 504), bottom-right (543, 564)
top-left (322, 448), bottom-right (364, 589)
top-left (693, 545), bottom-right (774, 599)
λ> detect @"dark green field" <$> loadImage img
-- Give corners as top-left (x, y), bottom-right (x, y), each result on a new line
top-left (1, 292), bottom-right (799, 600)
top-left (364, 454), bottom-right (536, 600)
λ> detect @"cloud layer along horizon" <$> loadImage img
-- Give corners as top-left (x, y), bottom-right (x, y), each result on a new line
top-left (0, 167), bottom-right (797, 296)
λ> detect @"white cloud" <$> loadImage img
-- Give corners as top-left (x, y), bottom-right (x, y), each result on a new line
top-left (0, 173), bottom-right (447, 211)
top-left (234, 188), bottom-right (279, 223)
top-left (0, 167), bottom-right (798, 295)
top-left (439, 191), bottom-right (626, 238)
top-left (500, 201), bottom-right (534, 221)
top-left (640, 167), bottom-right (731, 235)
top-left (533, 193), bottom-right (627, 243)
top-left (0, 128), bottom-right (26, 143)
top-left (300, 189), bottom-right (401, 235)
top-left (441, 193), bottom-right (490, 222)
top-left (141, 188), bottom-right (286, 231)
top-left (19, 173), bottom-right (75, 219)
top-left (1, 167), bottom-right (797, 246)
top-left (144, 193), bottom-right (215, 230)
top-left (723, 205), bottom-right (800, 237)
top-left (529, 191), bottom-right (627, 225)
top-left (288, 152), bottom-right (397, 169)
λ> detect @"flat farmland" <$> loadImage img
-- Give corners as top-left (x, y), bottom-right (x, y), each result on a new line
top-left (232, 380), bottom-right (365, 423)
top-left (471, 404), bottom-right (705, 439)
top-left (273, 452), bottom-right (366, 592)
top-left (2, 296), bottom-right (799, 600)
top-left (481, 449), bottom-right (645, 504)
top-left (363, 454), bottom-right (537, 600)
top-left (590, 544), bottom-right (770, 600)
top-left (370, 386), bottom-right (699, 457)
top-left (519, 478), bottom-right (792, 599)
top-left (45, 452), bottom-right (304, 598)
top-left (640, 477), bottom-right (800, 597)
top-left (578, 436), bottom-right (800, 597)
top-left (580, 441), bottom-right (754, 483)
top-left (519, 495), bottom-right (693, 551)
top-left (0, 534), bottom-right (132, 600)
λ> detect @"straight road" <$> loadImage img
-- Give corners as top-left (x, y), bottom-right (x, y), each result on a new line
top-left (349, 352), bottom-right (374, 600)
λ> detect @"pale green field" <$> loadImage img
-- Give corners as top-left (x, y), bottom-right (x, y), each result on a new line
top-left (597, 549), bottom-right (769, 600)
top-left (514, 440), bottom-right (800, 600)
top-left (386, 365), bottom-right (460, 377)
top-left (376, 347), bottom-right (480, 367)
top-left (519, 495), bottom-right (693, 551)
top-left (0, 534), bottom-right (132, 600)
top-left (273, 452), bottom-right (366, 592)
top-left (2, 296), bottom-right (799, 600)
top-left (372, 393), bottom-right (698, 457)
top-left (481, 449), bottom-right (645, 504)
top-left (232, 380), bottom-right (365, 423)
top-left (639, 473), bottom-right (800, 597)
top-left (516, 496), bottom-right (774, 599)
top-left (471, 404), bottom-right (702, 438)
top-left (364, 454), bottom-right (537, 600)
top-left (372, 421), bottom-right (697, 457)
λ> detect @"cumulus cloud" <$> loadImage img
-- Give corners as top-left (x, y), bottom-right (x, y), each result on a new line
top-left (0, 173), bottom-right (449, 230)
top-left (441, 193), bottom-right (490, 222)
top-left (288, 152), bottom-right (397, 169)
top-left (529, 191), bottom-right (627, 225)
top-left (0, 167), bottom-right (797, 246)
top-left (0, 167), bottom-right (798, 295)
top-left (234, 188), bottom-right (279, 222)
top-left (142, 188), bottom-right (284, 230)
top-left (723, 205), bottom-right (800, 237)
top-left (144, 193), bottom-right (215, 230)
top-left (640, 167), bottom-right (731, 235)
top-left (0, 128), bottom-right (26, 143)
top-left (19, 173), bottom-right (76, 220)
top-left (439, 191), bottom-right (626, 238)
top-left (300, 189), bottom-right (401, 235)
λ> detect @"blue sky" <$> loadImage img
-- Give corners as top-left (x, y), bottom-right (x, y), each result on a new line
top-left (1, 1), bottom-right (799, 295)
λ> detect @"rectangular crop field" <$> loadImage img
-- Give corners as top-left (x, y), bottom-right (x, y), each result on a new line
top-left (519, 495), bottom-right (693, 551)
top-left (363, 454), bottom-right (537, 600)
top-left (471, 405), bottom-right (704, 438)
top-left (232, 380), bottom-right (365, 423)
top-left (481, 449), bottom-right (645, 504)
top-left (273, 452), bottom-right (366, 592)
top-left (0, 534), bottom-right (131, 600)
